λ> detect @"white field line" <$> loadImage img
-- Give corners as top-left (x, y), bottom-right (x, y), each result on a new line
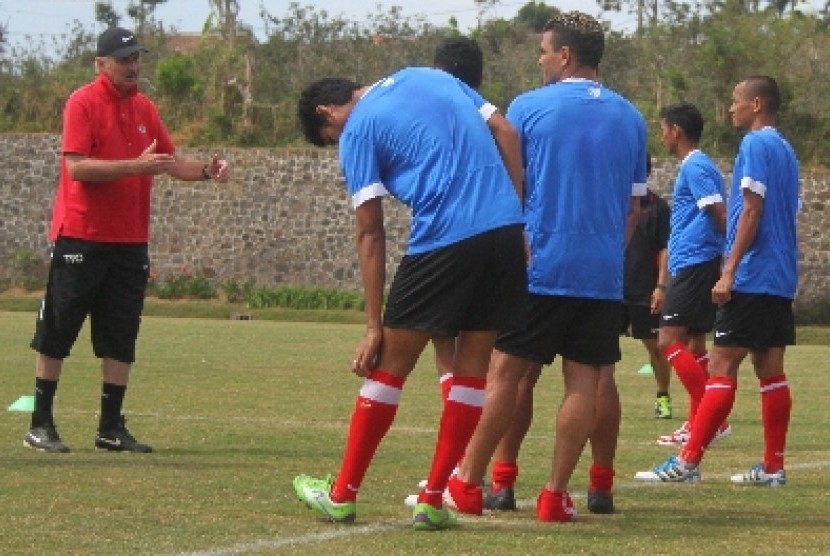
top-left (170, 458), bottom-right (830, 556)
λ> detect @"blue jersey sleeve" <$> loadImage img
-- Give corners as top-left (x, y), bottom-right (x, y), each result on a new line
top-left (339, 130), bottom-right (387, 208)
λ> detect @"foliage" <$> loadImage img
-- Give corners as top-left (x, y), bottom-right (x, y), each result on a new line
top-left (145, 273), bottom-right (366, 312)
top-left (1, 248), bottom-right (47, 291)
top-left (146, 268), bottom-right (216, 299)
top-left (246, 285), bottom-right (365, 311)
top-left (0, 1), bottom-right (829, 165)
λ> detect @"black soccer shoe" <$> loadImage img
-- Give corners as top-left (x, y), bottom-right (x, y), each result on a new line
top-left (24, 423), bottom-right (71, 453)
top-left (95, 416), bottom-right (153, 453)
top-left (483, 486), bottom-right (517, 511)
top-left (587, 488), bottom-right (615, 514)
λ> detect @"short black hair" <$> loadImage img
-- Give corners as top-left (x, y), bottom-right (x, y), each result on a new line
top-left (659, 102), bottom-right (704, 144)
top-left (543, 11), bottom-right (604, 69)
top-left (743, 75), bottom-right (782, 114)
top-left (297, 77), bottom-right (361, 146)
top-left (433, 36), bottom-right (483, 89)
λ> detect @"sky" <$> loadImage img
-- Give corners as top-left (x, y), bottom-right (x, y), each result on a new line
top-left (0, 0), bottom-right (638, 56)
top-left (1, 0), bottom-right (825, 57)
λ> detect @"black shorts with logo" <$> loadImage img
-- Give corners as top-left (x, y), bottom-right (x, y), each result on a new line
top-left (496, 294), bottom-right (622, 366)
top-left (30, 237), bottom-right (150, 363)
top-left (713, 292), bottom-right (795, 349)
top-left (383, 224), bottom-right (527, 336)
top-left (621, 303), bottom-right (660, 340)
top-left (660, 257), bottom-right (721, 333)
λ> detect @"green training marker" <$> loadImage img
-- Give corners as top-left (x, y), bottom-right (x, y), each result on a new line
top-left (8, 395), bottom-right (35, 412)
top-left (637, 364), bottom-right (654, 376)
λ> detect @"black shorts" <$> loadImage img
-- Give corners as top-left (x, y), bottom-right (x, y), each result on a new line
top-left (660, 257), bottom-right (720, 333)
top-left (383, 225), bottom-right (526, 335)
top-left (495, 294), bottom-right (622, 366)
top-left (621, 303), bottom-right (659, 340)
top-left (30, 237), bottom-right (150, 363)
top-left (713, 292), bottom-right (795, 349)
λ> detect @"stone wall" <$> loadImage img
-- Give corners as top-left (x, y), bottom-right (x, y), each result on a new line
top-left (1, 134), bottom-right (828, 312)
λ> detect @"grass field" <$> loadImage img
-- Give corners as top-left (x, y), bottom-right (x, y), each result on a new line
top-left (1, 309), bottom-right (829, 555)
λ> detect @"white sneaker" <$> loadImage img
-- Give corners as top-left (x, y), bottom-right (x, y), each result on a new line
top-left (730, 463), bottom-right (786, 487)
top-left (656, 421), bottom-right (690, 446)
top-left (403, 479), bottom-right (459, 509)
top-left (656, 421), bottom-right (731, 446)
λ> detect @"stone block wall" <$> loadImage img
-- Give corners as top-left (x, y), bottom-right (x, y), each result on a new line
top-left (1, 134), bottom-right (827, 313)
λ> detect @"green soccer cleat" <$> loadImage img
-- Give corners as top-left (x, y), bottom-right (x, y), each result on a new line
top-left (654, 395), bottom-right (672, 419)
top-left (412, 502), bottom-right (458, 531)
top-left (293, 474), bottom-right (356, 523)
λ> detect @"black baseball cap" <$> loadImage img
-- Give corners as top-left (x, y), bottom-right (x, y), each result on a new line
top-left (96, 27), bottom-right (148, 58)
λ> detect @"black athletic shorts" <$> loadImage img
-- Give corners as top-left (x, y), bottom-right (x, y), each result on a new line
top-left (30, 237), bottom-right (150, 363)
top-left (713, 292), bottom-right (795, 349)
top-left (383, 224), bottom-right (526, 336)
top-left (621, 303), bottom-right (660, 340)
top-left (660, 257), bottom-right (721, 333)
top-left (495, 294), bottom-right (622, 366)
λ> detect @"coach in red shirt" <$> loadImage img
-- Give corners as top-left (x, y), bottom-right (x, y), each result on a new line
top-left (25, 26), bottom-right (230, 454)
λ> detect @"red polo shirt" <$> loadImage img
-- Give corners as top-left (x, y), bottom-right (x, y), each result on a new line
top-left (49, 73), bottom-right (175, 243)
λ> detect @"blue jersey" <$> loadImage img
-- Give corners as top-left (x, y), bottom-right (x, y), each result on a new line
top-left (506, 78), bottom-right (647, 300)
top-left (667, 149), bottom-right (726, 275)
top-left (728, 127), bottom-right (799, 298)
top-left (338, 67), bottom-right (524, 255)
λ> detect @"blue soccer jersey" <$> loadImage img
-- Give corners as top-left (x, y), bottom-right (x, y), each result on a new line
top-left (338, 67), bottom-right (524, 255)
top-left (667, 149), bottom-right (726, 275)
top-left (506, 78), bottom-right (647, 300)
top-left (727, 127), bottom-right (800, 298)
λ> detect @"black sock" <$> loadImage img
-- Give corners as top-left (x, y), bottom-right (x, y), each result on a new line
top-left (657, 391), bottom-right (669, 398)
top-left (99, 382), bottom-right (127, 432)
top-left (32, 377), bottom-right (58, 428)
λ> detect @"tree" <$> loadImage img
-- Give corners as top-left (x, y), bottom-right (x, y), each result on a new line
top-left (514, 1), bottom-right (560, 32)
top-left (127, 0), bottom-right (167, 34)
top-left (94, 2), bottom-right (121, 28)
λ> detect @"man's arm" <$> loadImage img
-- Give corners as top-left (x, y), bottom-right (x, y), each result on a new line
top-left (168, 152), bottom-right (230, 182)
top-left (651, 247), bottom-right (669, 314)
top-left (64, 139), bottom-right (175, 182)
top-left (712, 189), bottom-right (763, 304)
top-left (65, 141), bottom-right (229, 183)
top-left (352, 197), bottom-right (386, 377)
top-left (707, 201), bottom-right (727, 236)
top-left (486, 112), bottom-right (524, 203)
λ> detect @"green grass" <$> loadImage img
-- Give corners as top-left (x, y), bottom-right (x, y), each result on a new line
top-left (1, 309), bottom-right (829, 555)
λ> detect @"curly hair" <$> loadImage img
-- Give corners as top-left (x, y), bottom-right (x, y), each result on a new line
top-left (543, 11), bottom-right (605, 69)
top-left (297, 77), bottom-right (361, 146)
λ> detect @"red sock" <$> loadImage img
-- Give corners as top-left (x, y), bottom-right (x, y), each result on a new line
top-left (491, 460), bottom-right (518, 492)
top-left (589, 463), bottom-right (614, 493)
top-left (331, 369), bottom-right (404, 503)
top-left (419, 375), bottom-right (485, 508)
top-left (680, 377), bottom-right (736, 464)
top-left (695, 351), bottom-right (710, 376)
top-left (439, 373), bottom-right (453, 403)
top-left (760, 374), bottom-right (791, 473)
top-left (663, 342), bottom-right (707, 422)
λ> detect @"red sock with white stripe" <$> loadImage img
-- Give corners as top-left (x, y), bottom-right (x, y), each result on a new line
top-left (331, 369), bottom-right (404, 503)
top-left (696, 351), bottom-right (709, 375)
top-left (760, 374), bottom-right (791, 473)
top-left (663, 342), bottom-right (707, 423)
top-left (439, 373), bottom-right (453, 403)
top-left (419, 375), bottom-right (486, 508)
top-left (680, 376), bottom-right (736, 464)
